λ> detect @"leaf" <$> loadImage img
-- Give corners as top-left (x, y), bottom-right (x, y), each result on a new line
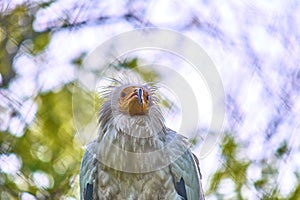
top-left (32, 31), bottom-right (50, 54)
top-left (275, 140), bottom-right (288, 158)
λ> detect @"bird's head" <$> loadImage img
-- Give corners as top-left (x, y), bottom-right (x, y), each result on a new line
top-left (118, 86), bottom-right (150, 116)
top-left (98, 77), bottom-right (165, 138)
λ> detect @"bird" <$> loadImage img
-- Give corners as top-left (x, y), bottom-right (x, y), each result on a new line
top-left (79, 76), bottom-right (205, 200)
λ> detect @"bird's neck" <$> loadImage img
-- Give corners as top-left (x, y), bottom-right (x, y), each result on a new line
top-left (98, 113), bottom-right (167, 153)
top-left (97, 100), bottom-right (167, 152)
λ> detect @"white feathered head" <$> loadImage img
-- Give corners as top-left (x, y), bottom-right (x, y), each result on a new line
top-left (98, 74), bottom-right (166, 138)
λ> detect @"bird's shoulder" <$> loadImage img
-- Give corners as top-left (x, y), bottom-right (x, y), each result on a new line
top-left (165, 128), bottom-right (205, 200)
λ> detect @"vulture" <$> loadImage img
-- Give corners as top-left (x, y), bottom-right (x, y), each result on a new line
top-left (80, 77), bottom-right (205, 200)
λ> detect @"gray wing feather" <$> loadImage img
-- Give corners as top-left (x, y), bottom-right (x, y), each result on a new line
top-left (174, 177), bottom-right (188, 200)
top-left (80, 150), bottom-right (95, 200)
top-left (84, 183), bottom-right (93, 200)
top-left (169, 142), bottom-right (205, 200)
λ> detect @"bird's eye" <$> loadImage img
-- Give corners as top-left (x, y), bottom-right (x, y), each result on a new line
top-left (121, 92), bottom-right (126, 98)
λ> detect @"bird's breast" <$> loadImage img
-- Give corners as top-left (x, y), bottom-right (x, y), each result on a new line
top-left (92, 163), bottom-right (181, 199)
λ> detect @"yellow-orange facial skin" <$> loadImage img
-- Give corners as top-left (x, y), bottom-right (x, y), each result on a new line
top-left (118, 86), bottom-right (150, 116)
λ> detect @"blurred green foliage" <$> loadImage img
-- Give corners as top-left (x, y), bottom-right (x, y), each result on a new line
top-left (0, 3), bottom-right (50, 87)
top-left (1, 85), bottom-right (83, 199)
top-left (207, 135), bottom-right (250, 199)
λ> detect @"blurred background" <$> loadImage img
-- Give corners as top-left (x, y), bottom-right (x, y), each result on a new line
top-left (1, 0), bottom-right (300, 199)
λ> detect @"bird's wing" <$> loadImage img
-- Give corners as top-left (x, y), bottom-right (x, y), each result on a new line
top-left (80, 147), bottom-right (95, 200)
top-left (167, 130), bottom-right (205, 200)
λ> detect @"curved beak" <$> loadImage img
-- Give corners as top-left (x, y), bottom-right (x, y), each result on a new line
top-left (137, 88), bottom-right (143, 105)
